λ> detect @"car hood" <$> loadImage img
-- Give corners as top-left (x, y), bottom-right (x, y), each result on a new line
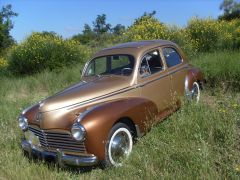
top-left (39, 75), bottom-right (131, 112)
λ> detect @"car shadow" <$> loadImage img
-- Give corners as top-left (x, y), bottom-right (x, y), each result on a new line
top-left (23, 151), bottom-right (100, 173)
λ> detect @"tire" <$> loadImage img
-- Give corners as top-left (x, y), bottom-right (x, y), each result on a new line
top-left (190, 81), bottom-right (200, 103)
top-left (102, 123), bottom-right (133, 168)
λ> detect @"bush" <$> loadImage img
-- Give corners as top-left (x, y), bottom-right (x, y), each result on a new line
top-left (191, 51), bottom-right (240, 91)
top-left (126, 15), bottom-right (170, 41)
top-left (185, 18), bottom-right (240, 53)
top-left (124, 16), bottom-right (240, 55)
top-left (0, 56), bottom-right (8, 69)
top-left (185, 18), bottom-right (221, 52)
top-left (7, 32), bottom-right (92, 75)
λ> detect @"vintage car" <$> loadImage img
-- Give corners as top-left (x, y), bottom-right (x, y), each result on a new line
top-left (18, 40), bottom-right (205, 167)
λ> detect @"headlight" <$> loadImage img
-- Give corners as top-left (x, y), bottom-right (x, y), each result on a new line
top-left (18, 116), bottom-right (28, 131)
top-left (71, 123), bottom-right (86, 141)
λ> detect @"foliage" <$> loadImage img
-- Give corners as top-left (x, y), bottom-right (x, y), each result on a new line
top-left (93, 14), bottom-right (111, 35)
top-left (72, 24), bottom-right (96, 45)
top-left (112, 24), bottom-right (126, 35)
top-left (0, 4), bottom-right (18, 54)
top-left (191, 51), bottom-right (240, 91)
top-left (72, 14), bottom-right (126, 46)
top-left (219, 0), bottom-right (240, 20)
top-left (7, 32), bottom-right (91, 75)
top-left (185, 18), bottom-right (240, 53)
top-left (0, 56), bottom-right (7, 68)
top-left (185, 18), bottom-right (222, 52)
top-left (124, 12), bottom-right (240, 55)
top-left (126, 12), bottom-right (169, 41)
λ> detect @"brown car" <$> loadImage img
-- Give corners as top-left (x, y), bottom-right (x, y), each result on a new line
top-left (19, 40), bottom-right (205, 167)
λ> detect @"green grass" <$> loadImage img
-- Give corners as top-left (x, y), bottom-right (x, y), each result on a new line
top-left (0, 51), bottom-right (240, 179)
top-left (191, 51), bottom-right (240, 91)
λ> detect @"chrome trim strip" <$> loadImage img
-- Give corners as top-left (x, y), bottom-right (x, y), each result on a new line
top-left (67, 86), bottom-right (136, 110)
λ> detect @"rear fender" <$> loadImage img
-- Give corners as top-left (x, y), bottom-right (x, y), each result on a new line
top-left (185, 67), bottom-right (205, 94)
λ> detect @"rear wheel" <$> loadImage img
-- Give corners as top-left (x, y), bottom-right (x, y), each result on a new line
top-left (103, 123), bottom-right (133, 167)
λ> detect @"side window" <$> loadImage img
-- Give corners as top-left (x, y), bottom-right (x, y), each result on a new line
top-left (140, 50), bottom-right (163, 77)
top-left (163, 47), bottom-right (182, 68)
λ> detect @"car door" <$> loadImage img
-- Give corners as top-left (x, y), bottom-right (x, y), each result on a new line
top-left (162, 46), bottom-right (188, 101)
top-left (137, 48), bottom-right (172, 115)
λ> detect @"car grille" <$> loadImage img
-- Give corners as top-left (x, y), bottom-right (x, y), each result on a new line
top-left (28, 126), bottom-right (86, 154)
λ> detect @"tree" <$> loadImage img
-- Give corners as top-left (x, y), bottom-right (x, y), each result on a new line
top-left (133, 11), bottom-right (157, 25)
top-left (219, 0), bottom-right (240, 20)
top-left (82, 24), bottom-right (92, 34)
top-left (93, 14), bottom-right (111, 35)
top-left (0, 4), bottom-right (18, 54)
top-left (41, 31), bottom-right (58, 38)
top-left (72, 24), bottom-right (96, 45)
top-left (71, 14), bottom-right (125, 45)
top-left (112, 24), bottom-right (125, 35)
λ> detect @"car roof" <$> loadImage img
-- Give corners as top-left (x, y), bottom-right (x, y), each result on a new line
top-left (93, 40), bottom-right (178, 59)
top-left (104, 40), bottom-right (174, 50)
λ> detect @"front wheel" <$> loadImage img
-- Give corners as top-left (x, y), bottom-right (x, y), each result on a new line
top-left (103, 123), bottom-right (133, 167)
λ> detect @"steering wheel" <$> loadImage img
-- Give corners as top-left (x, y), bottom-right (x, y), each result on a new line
top-left (121, 68), bottom-right (133, 75)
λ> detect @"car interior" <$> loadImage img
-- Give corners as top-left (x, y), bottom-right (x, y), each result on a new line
top-left (140, 50), bottom-right (163, 76)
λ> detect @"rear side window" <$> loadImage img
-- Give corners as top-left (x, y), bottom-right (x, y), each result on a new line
top-left (163, 47), bottom-right (182, 68)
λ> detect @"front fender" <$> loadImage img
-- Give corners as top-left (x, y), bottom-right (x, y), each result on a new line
top-left (80, 97), bottom-right (158, 160)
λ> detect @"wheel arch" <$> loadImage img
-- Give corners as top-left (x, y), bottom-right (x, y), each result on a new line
top-left (185, 67), bottom-right (205, 92)
top-left (114, 117), bottom-right (139, 139)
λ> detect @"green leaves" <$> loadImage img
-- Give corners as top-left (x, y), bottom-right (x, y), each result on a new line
top-left (7, 32), bottom-right (91, 75)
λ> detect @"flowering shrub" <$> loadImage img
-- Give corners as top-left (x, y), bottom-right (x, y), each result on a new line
top-left (0, 57), bottom-right (8, 69)
top-left (124, 16), bottom-right (240, 55)
top-left (126, 15), bottom-right (170, 41)
top-left (7, 32), bottom-right (92, 74)
top-left (185, 18), bottom-right (222, 52)
top-left (185, 18), bottom-right (240, 52)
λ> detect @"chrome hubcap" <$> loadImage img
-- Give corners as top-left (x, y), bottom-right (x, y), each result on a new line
top-left (109, 128), bottom-right (132, 166)
top-left (191, 82), bottom-right (200, 102)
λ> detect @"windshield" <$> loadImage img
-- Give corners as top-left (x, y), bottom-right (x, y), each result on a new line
top-left (84, 55), bottom-right (135, 76)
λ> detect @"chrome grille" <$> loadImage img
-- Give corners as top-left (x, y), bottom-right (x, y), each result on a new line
top-left (28, 126), bottom-right (86, 153)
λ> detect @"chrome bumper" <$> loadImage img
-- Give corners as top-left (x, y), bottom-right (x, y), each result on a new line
top-left (21, 140), bottom-right (98, 167)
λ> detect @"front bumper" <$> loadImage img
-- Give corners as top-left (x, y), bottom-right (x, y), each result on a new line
top-left (21, 140), bottom-right (98, 167)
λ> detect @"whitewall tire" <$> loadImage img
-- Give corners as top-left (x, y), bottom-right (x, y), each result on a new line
top-left (103, 123), bottom-right (133, 167)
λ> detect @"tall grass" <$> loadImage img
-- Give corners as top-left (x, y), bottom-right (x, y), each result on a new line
top-left (0, 51), bottom-right (239, 179)
top-left (190, 51), bottom-right (240, 91)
